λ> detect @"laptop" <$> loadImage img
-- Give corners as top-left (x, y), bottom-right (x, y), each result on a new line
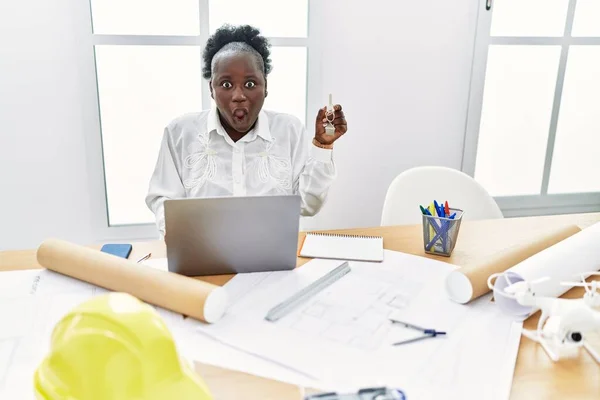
top-left (164, 195), bottom-right (301, 276)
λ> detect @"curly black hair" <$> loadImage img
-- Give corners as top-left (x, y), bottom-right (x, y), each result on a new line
top-left (202, 24), bottom-right (272, 80)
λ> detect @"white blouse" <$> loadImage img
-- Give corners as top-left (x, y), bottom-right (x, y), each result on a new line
top-left (145, 106), bottom-right (337, 235)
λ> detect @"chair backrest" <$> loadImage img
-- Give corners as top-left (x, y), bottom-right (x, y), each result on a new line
top-left (381, 166), bottom-right (503, 226)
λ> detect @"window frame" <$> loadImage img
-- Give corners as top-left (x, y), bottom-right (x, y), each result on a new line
top-left (462, 0), bottom-right (600, 218)
top-left (82, 0), bottom-right (312, 240)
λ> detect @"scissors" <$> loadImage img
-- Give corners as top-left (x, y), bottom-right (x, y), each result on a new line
top-left (390, 318), bottom-right (446, 346)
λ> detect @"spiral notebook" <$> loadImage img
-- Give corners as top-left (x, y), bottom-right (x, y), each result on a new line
top-left (299, 232), bottom-right (384, 262)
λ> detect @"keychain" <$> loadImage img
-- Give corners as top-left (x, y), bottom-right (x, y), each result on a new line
top-left (325, 93), bottom-right (336, 136)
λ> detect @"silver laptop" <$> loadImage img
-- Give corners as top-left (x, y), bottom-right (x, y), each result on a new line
top-left (164, 195), bottom-right (301, 276)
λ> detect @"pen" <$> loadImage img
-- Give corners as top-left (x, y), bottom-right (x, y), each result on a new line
top-left (433, 200), bottom-right (448, 249)
top-left (426, 224), bottom-right (451, 251)
top-left (265, 262), bottom-right (351, 322)
top-left (433, 200), bottom-right (441, 217)
top-left (428, 203), bottom-right (436, 217)
top-left (136, 253), bottom-right (151, 263)
top-left (445, 201), bottom-right (450, 216)
top-left (427, 203), bottom-right (437, 250)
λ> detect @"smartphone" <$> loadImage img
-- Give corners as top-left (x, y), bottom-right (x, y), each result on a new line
top-left (100, 243), bottom-right (133, 259)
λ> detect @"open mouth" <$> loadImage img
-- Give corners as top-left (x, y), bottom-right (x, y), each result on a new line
top-left (233, 109), bottom-right (248, 123)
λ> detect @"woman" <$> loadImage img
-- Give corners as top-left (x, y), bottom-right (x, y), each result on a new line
top-left (146, 25), bottom-right (348, 236)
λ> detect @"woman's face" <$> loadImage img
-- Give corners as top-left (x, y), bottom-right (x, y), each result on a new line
top-left (210, 52), bottom-right (266, 135)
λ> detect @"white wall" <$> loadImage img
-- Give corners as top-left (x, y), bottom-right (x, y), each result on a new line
top-left (0, 0), bottom-right (479, 249)
top-left (304, 0), bottom-right (480, 230)
top-left (0, 0), bottom-right (95, 250)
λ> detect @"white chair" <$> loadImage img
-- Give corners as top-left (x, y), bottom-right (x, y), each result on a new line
top-left (380, 166), bottom-right (503, 226)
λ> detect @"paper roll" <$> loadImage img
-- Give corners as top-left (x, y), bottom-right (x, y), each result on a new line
top-left (36, 238), bottom-right (227, 323)
top-left (445, 224), bottom-right (582, 304)
top-left (492, 221), bottom-right (600, 319)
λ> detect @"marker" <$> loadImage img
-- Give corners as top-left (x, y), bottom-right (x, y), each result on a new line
top-left (434, 200), bottom-right (441, 217)
top-left (427, 203), bottom-right (437, 251)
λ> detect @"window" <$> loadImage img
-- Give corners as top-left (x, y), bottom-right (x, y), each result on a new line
top-left (463, 0), bottom-right (600, 216)
top-left (88, 0), bottom-right (309, 232)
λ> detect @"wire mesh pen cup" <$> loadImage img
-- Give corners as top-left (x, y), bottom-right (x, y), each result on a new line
top-left (422, 209), bottom-right (464, 257)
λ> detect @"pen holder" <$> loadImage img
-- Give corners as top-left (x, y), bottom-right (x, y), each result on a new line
top-left (422, 208), bottom-right (463, 257)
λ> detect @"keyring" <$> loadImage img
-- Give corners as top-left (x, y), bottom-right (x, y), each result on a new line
top-left (325, 94), bottom-right (336, 136)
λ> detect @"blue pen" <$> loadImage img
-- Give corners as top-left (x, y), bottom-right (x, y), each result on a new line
top-left (421, 205), bottom-right (444, 247)
top-left (433, 200), bottom-right (441, 217)
top-left (440, 207), bottom-right (447, 253)
top-left (425, 223), bottom-right (451, 251)
top-left (421, 205), bottom-right (443, 237)
top-left (439, 213), bottom-right (458, 252)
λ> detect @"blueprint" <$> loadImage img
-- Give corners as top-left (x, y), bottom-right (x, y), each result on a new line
top-left (273, 265), bottom-right (425, 351)
top-left (196, 250), bottom-right (476, 391)
top-left (0, 268), bottom-right (184, 399)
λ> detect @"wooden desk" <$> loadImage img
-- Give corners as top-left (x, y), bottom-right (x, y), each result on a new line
top-left (2, 212), bottom-right (600, 399)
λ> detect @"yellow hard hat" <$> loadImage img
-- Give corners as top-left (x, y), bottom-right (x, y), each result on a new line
top-left (34, 292), bottom-right (213, 400)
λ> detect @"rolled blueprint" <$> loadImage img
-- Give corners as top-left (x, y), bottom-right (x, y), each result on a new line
top-left (490, 222), bottom-right (600, 319)
top-left (445, 224), bottom-right (582, 304)
top-left (37, 238), bottom-right (227, 323)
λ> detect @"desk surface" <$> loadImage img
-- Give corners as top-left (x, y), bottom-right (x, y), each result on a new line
top-left (2, 212), bottom-right (600, 399)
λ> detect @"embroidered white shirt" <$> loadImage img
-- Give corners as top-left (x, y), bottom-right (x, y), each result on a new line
top-left (145, 107), bottom-right (336, 235)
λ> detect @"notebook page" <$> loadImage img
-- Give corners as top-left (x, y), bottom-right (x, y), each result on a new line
top-left (300, 234), bottom-right (384, 262)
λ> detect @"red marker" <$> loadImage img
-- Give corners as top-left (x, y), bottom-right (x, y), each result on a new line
top-left (445, 201), bottom-right (450, 216)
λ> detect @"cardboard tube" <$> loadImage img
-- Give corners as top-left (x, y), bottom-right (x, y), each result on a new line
top-left (37, 238), bottom-right (227, 323)
top-left (445, 224), bottom-right (581, 304)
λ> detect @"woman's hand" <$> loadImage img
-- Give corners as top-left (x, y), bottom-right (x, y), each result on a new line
top-left (314, 104), bottom-right (347, 146)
